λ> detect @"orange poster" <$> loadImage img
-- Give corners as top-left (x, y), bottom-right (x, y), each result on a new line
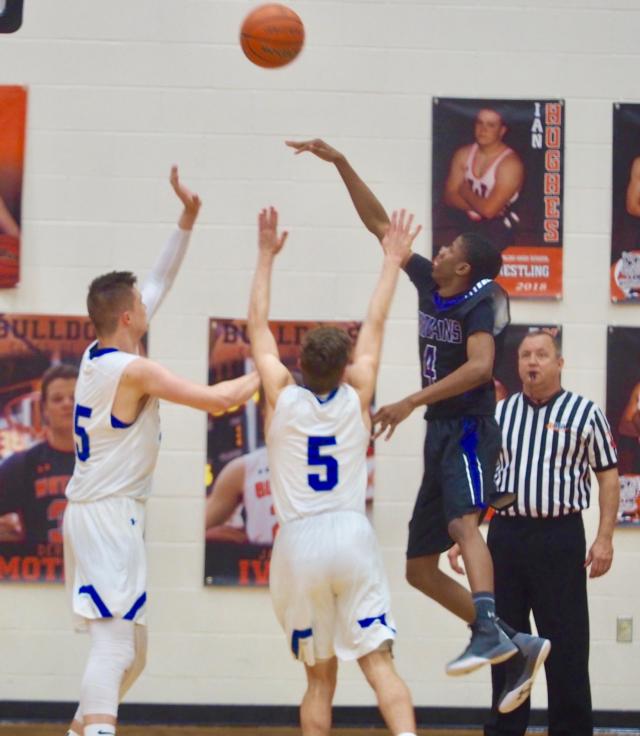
top-left (0, 86), bottom-right (27, 288)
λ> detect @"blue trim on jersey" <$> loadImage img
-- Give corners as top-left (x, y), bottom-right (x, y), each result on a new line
top-left (303, 386), bottom-right (339, 405)
top-left (78, 585), bottom-right (113, 618)
top-left (111, 413), bottom-right (133, 429)
top-left (433, 278), bottom-right (492, 312)
top-left (291, 627), bottom-right (313, 657)
top-left (89, 344), bottom-right (119, 360)
top-left (357, 612), bottom-right (396, 634)
top-left (460, 418), bottom-right (485, 508)
top-left (123, 591), bottom-right (147, 621)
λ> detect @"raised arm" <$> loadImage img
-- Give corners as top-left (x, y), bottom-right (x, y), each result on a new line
top-left (141, 166), bottom-right (202, 321)
top-left (247, 207), bottom-right (294, 414)
top-left (346, 210), bottom-right (422, 410)
top-left (286, 139), bottom-right (390, 242)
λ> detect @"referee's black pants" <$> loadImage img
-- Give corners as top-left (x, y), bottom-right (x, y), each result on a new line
top-left (484, 513), bottom-right (592, 736)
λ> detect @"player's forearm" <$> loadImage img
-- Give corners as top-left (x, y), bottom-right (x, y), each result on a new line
top-left (248, 251), bottom-right (275, 333)
top-left (141, 228), bottom-right (191, 321)
top-left (444, 187), bottom-right (469, 211)
top-left (0, 199), bottom-right (19, 238)
top-left (595, 471), bottom-right (620, 542)
top-left (459, 187), bottom-right (503, 219)
top-left (208, 372), bottom-right (259, 413)
top-left (406, 358), bottom-right (493, 409)
top-left (365, 255), bottom-right (402, 329)
top-left (334, 156), bottom-right (390, 242)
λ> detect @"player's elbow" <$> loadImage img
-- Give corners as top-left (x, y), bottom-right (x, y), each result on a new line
top-left (473, 360), bottom-right (494, 385)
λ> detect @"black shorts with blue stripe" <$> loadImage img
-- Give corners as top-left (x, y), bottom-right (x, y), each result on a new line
top-left (407, 415), bottom-right (504, 558)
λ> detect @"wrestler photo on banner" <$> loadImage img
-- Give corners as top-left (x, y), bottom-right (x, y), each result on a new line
top-left (432, 97), bottom-right (564, 299)
top-left (204, 318), bottom-right (373, 587)
top-left (611, 103), bottom-right (640, 302)
top-left (606, 326), bottom-right (640, 525)
top-left (0, 86), bottom-right (26, 288)
top-left (0, 313), bottom-right (96, 582)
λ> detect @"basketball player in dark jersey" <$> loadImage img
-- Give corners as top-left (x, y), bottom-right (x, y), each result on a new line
top-left (286, 139), bottom-right (548, 706)
top-left (0, 364), bottom-right (77, 561)
top-left (443, 108), bottom-right (524, 252)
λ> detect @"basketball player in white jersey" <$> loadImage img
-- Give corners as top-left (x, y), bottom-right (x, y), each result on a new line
top-left (444, 108), bottom-right (524, 251)
top-left (248, 206), bottom-right (420, 736)
top-left (64, 169), bottom-right (259, 736)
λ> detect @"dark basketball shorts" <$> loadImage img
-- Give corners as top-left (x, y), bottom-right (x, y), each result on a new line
top-left (407, 415), bottom-right (510, 558)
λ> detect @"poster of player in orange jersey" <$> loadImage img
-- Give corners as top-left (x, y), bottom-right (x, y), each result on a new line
top-left (204, 318), bottom-right (372, 587)
top-left (0, 86), bottom-right (27, 288)
top-left (607, 327), bottom-right (640, 525)
top-left (611, 104), bottom-right (640, 302)
top-left (0, 314), bottom-right (95, 583)
top-left (433, 97), bottom-right (564, 299)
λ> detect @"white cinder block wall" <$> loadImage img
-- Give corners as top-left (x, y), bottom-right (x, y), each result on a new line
top-left (0, 0), bottom-right (638, 714)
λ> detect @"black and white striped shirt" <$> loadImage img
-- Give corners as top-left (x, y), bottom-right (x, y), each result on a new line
top-left (495, 390), bottom-right (617, 518)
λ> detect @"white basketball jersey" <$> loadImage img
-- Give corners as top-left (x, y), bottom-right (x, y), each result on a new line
top-left (266, 384), bottom-right (369, 524)
top-left (65, 342), bottom-right (161, 503)
top-left (464, 143), bottom-right (519, 220)
top-left (243, 445), bottom-right (277, 544)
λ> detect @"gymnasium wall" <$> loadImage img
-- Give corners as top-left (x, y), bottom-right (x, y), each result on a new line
top-left (0, 0), bottom-right (638, 715)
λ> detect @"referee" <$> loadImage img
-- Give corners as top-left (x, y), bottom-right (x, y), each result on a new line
top-left (477, 330), bottom-right (620, 736)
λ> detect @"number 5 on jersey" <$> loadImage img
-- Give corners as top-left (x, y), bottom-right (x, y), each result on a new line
top-left (74, 404), bottom-right (92, 461)
top-left (307, 436), bottom-right (338, 492)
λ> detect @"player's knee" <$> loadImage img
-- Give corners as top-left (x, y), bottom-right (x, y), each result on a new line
top-left (447, 514), bottom-right (477, 544)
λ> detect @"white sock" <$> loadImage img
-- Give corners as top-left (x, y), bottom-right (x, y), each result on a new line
top-left (396, 732), bottom-right (417, 736)
top-left (84, 725), bottom-right (116, 736)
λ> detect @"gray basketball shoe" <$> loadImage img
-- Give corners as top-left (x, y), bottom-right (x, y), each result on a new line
top-left (446, 620), bottom-right (518, 676)
top-left (497, 632), bottom-right (551, 713)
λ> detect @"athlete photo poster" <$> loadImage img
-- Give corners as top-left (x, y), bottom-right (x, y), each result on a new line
top-left (432, 97), bottom-right (564, 299)
top-left (0, 313), bottom-right (96, 583)
top-left (0, 86), bottom-right (27, 288)
top-left (205, 318), bottom-right (371, 587)
top-left (611, 104), bottom-right (640, 302)
top-left (606, 326), bottom-right (640, 526)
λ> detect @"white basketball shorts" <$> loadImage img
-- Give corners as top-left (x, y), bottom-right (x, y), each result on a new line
top-left (269, 509), bottom-right (396, 666)
top-left (64, 496), bottom-right (147, 628)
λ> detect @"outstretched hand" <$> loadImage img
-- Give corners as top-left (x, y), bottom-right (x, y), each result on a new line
top-left (372, 397), bottom-right (414, 441)
top-left (170, 165), bottom-right (202, 227)
top-left (285, 138), bottom-right (344, 164)
top-left (258, 207), bottom-right (288, 256)
top-left (382, 209), bottom-right (422, 265)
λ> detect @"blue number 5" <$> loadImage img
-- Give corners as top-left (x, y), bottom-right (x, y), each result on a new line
top-left (74, 404), bottom-right (92, 461)
top-left (308, 436), bottom-right (338, 492)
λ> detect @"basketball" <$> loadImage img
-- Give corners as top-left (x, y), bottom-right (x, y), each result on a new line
top-left (240, 4), bottom-right (305, 69)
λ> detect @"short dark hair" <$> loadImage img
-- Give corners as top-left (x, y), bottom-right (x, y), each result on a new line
top-left (458, 232), bottom-right (503, 282)
top-left (87, 271), bottom-right (137, 336)
top-left (300, 326), bottom-right (352, 394)
top-left (518, 329), bottom-right (562, 357)
top-left (41, 363), bottom-right (78, 404)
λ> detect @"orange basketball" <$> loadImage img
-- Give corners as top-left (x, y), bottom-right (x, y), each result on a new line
top-left (240, 4), bottom-right (305, 69)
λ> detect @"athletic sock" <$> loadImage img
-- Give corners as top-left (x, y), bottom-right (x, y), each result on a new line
top-left (396, 732), bottom-right (417, 736)
top-left (472, 591), bottom-right (496, 624)
top-left (84, 725), bottom-right (116, 736)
